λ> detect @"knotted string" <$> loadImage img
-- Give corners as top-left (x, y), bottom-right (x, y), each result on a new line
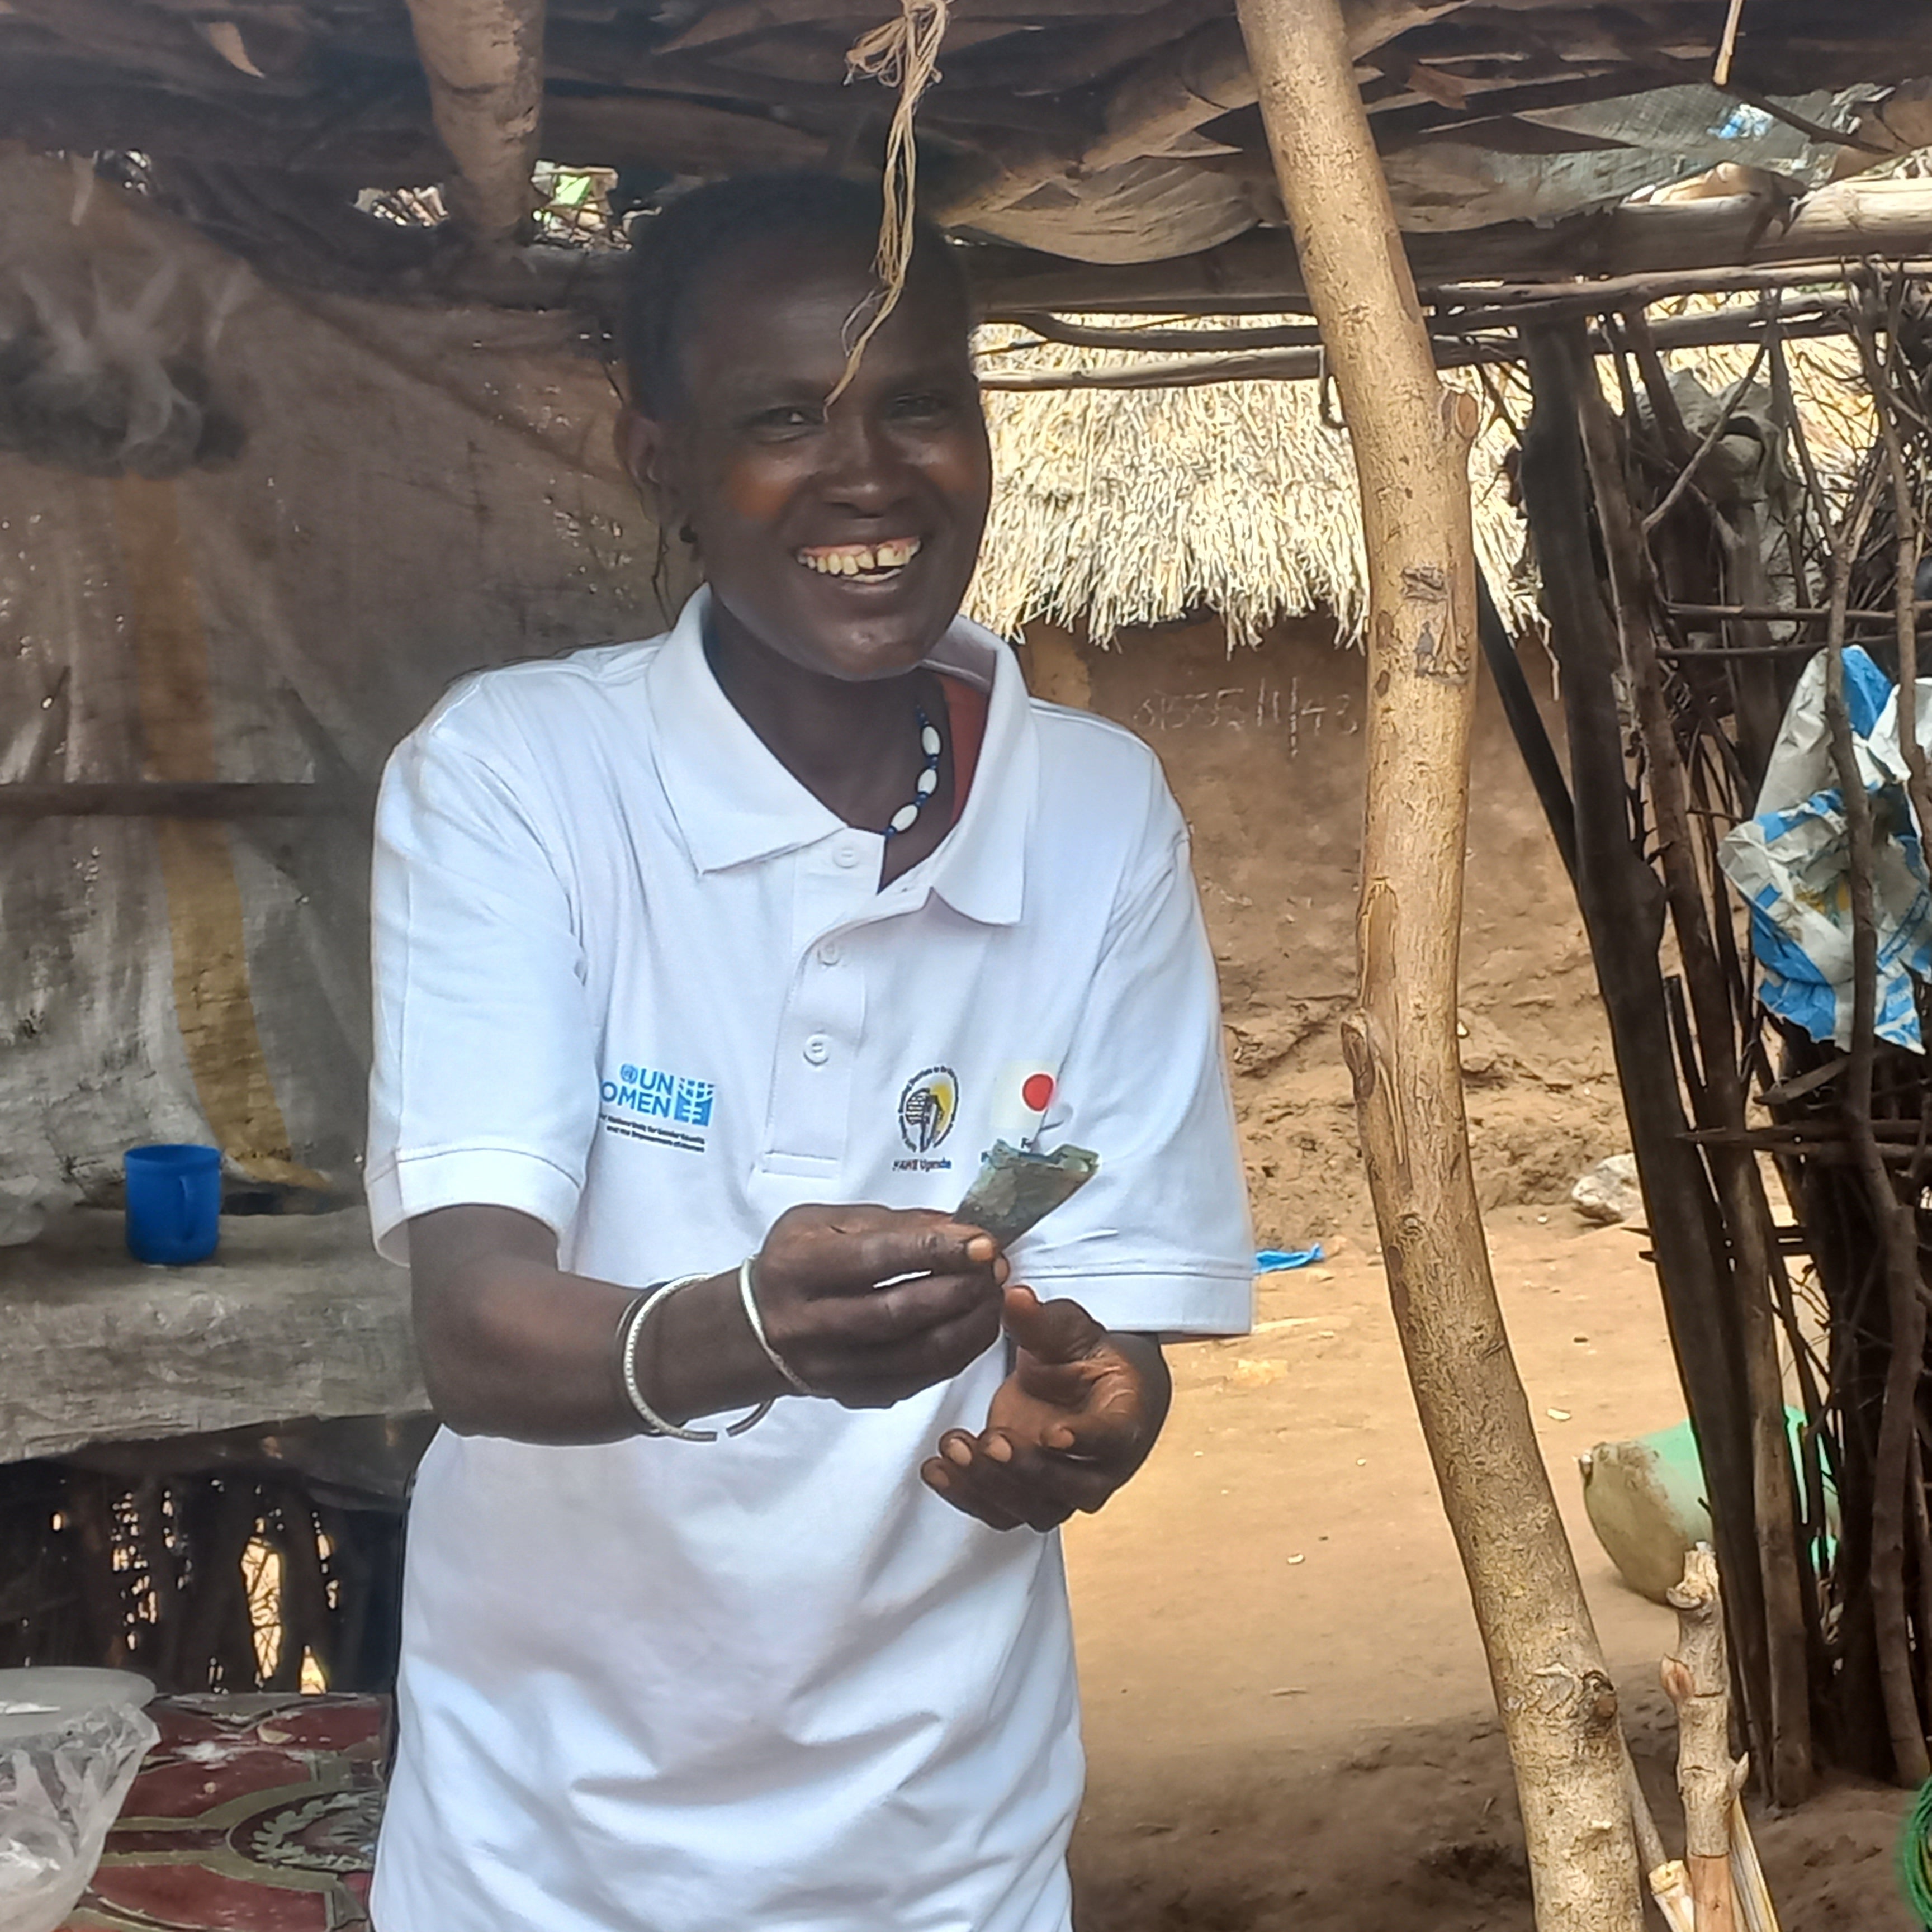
top-left (828, 0), bottom-right (949, 404)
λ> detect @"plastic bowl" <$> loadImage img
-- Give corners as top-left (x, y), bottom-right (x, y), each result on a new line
top-left (0, 1668), bottom-right (158, 1932)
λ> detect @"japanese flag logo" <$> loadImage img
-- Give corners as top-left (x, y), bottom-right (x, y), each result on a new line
top-left (991, 1062), bottom-right (1059, 1147)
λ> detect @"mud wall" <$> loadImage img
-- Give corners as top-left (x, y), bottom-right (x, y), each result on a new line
top-left (1020, 616), bottom-right (1625, 1244)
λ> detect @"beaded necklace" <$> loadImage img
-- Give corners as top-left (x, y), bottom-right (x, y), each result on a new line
top-left (883, 705), bottom-right (944, 839)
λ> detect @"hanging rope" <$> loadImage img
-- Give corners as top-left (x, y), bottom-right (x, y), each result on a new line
top-left (829, 0), bottom-right (949, 403)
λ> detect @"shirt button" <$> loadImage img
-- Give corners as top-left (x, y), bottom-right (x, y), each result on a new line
top-left (803, 1035), bottom-right (831, 1066)
top-left (816, 941), bottom-right (842, 967)
top-left (833, 842), bottom-right (864, 869)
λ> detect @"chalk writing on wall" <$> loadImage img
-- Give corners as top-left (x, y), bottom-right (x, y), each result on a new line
top-left (1130, 677), bottom-right (1354, 755)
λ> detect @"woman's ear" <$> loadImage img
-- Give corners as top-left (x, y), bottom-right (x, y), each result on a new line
top-left (614, 405), bottom-right (680, 525)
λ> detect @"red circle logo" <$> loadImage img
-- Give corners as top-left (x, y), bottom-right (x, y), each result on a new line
top-left (1021, 1072), bottom-right (1055, 1114)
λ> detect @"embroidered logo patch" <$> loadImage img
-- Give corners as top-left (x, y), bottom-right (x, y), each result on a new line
top-left (600, 1061), bottom-right (714, 1154)
top-left (898, 1065), bottom-right (959, 1157)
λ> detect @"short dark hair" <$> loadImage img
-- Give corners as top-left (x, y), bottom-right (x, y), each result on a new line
top-left (618, 172), bottom-right (972, 418)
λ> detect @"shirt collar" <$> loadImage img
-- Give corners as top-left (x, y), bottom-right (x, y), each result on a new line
top-left (645, 588), bottom-right (1034, 926)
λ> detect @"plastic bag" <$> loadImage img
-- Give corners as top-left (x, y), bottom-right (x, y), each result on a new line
top-left (0, 1679), bottom-right (158, 1932)
top-left (1717, 645), bottom-right (1932, 1050)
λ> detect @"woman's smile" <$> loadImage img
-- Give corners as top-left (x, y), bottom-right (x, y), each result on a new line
top-left (794, 537), bottom-right (924, 581)
top-left (628, 224), bottom-right (991, 687)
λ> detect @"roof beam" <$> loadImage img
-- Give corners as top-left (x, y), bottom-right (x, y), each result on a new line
top-left (403, 0), bottom-right (546, 246)
top-left (978, 301), bottom-right (1852, 388)
top-left (939, 0), bottom-right (1470, 222)
top-left (0, 73), bottom-right (825, 184)
top-left (972, 178), bottom-right (1932, 312)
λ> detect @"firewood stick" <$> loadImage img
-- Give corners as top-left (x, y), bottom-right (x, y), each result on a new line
top-left (1664, 1549), bottom-right (1746, 1932)
top-left (1626, 1746), bottom-right (1696, 1932)
top-left (1727, 1797), bottom-right (1781, 1932)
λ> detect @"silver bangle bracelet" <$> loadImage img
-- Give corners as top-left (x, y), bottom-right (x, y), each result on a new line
top-left (621, 1275), bottom-right (774, 1441)
top-left (738, 1256), bottom-right (820, 1398)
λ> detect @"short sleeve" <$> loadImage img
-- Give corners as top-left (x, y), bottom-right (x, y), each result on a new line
top-left (364, 690), bottom-right (599, 1265)
top-left (1017, 777), bottom-right (1254, 1337)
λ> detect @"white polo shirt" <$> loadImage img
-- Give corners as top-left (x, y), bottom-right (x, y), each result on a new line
top-left (364, 589), bottom-right (1252, 1932)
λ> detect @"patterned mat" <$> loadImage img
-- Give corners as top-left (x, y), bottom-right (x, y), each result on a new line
top-left (62, 1693), bottom-right (387, 1932)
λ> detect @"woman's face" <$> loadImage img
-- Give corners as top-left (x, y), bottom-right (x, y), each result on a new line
top-left (631, 231), bottom-right (992, 683)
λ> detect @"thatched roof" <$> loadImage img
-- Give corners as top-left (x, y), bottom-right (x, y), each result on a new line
top-left (969, 320), bottom-right (1533, 648)
top-left (968, 305), bottom-right (1881, 649)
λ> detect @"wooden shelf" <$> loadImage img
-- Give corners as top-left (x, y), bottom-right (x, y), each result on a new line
top-left (0, 782), bottom-right (361, 818)
top-left (0, 1209), bottom-right (424, 1465)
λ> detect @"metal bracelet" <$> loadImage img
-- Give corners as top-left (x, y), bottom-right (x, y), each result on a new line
top-left (738, 1256), bottom-right (820, 1398)
top-left (620, 1275), bottom-right (774, 1441)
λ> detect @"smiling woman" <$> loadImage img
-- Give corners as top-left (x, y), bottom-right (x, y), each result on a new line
top-left (362, 169), bottom-right (1253, 1932)
top-left (614, 174), bottom-right (993, 880)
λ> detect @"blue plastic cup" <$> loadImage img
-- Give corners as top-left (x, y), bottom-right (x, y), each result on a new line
top-left (124, 1144), bottom-right (221, 1265)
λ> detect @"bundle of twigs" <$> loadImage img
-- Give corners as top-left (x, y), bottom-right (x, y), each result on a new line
top-left (1761, 278), bottom-right (1932, 1786)
top-left (0, 1452), bottom-right (407, 1693)
top-left (1513, 263), bottom-right (1932, 1794)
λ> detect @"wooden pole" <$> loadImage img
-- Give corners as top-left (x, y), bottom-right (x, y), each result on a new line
top-left (1664, 1550), bottom-right (1747, 1932)
top-left (1565, 366), bottom-right (1812, 1805)
top-left (1230, 2), bottom-right (1644, 1926)
top-left (403, 0), bottom-right (545, 245)
top-left (1515, 317), bottom-right (1797, 1798)
top-left (970, 181), bottom-right (1932, 319)
top-left (977, 308), bottom-right (1849, 393)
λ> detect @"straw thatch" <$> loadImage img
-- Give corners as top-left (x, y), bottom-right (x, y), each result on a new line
top-left (968, 311), bottom-right (1878, 651)
top-left (969, 319), bottom-right (1536, 650)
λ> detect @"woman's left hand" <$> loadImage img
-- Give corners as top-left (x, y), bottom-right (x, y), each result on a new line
top-left (921, 1287), bottom-right (1171, 1532)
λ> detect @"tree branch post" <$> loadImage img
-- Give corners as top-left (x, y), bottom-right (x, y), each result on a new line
top-left (1231, 1), bottom-right (1642, 1924)
top-left (1567, 351), bottom-right (1812, 1805)
top-left (403, 0), bottom-right (546, 246)
top-left (1818, 460), bottom-right (1931, 1787)
top-left (1662, 1549), bottom-right (1748, 1932)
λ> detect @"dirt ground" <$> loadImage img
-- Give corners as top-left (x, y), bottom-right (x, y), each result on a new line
top-left (1063, 1208), bottom-right (1917, 1932)
top-left (1031, 621), bottom-right (1920, 1930)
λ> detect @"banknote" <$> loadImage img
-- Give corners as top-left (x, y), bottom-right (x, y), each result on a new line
top-left (955, 1140), bottom-right (1100, 1247)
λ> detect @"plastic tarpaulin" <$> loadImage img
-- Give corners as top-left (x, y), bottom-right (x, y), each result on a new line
top-left (970, 84), bottom-right (1867, 259)
top-left (1718, 646), bottom-right (1932, 1051)
top-left (0, 153), bottom-right (685, 1213)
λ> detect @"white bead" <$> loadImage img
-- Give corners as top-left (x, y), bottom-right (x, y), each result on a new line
top-left (916, 768), bottom-right (939, 797)
top-left (889, 803), bottom-right (921, 833)
top-left (921, 726), bottom-right (943, 757)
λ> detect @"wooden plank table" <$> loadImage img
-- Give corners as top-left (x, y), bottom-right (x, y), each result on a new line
top-left (0, 1210), bottom-right (425, 1465)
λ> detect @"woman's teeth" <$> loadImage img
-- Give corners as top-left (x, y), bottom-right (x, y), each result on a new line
top-left (797, 538), bottom-right (922, 578)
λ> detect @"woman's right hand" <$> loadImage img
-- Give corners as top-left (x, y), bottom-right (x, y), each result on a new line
top-left (750, 1205), bottom-right (1008, 1409)
top-left (405, 1201), bottom-right (1008, 1442)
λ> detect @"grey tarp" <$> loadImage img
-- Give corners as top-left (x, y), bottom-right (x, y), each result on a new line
top-left (969, 85), bottom-right (1865, 259)
top-left (0, 151), bottom-right (688, 1213)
